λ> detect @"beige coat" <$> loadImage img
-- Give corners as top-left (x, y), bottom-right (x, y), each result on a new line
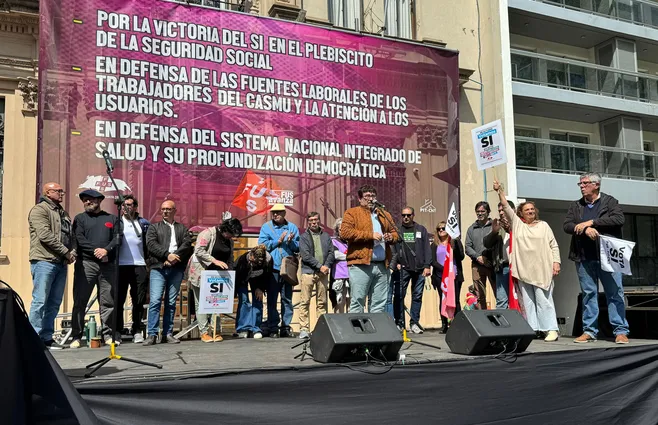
top-left (504, 204), bottom-right (560, 290)
top-left (28, 197), bottom-right (72, 262)
top-left (184, 227), bottom-right (234, 287)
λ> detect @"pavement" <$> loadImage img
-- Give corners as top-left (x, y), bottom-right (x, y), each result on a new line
top-left (51, 331), bottom-right (658, 385)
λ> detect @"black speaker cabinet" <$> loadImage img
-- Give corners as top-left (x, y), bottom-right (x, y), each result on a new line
top-left (445, 309), bottom-right (535, 355)
top-left (310, 313), bottom-right (404, 363)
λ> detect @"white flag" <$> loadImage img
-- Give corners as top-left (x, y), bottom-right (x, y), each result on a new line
top-left (446, 203), bottom-right (460, 239)
top-left (599, 235), bottom-right (635, 276)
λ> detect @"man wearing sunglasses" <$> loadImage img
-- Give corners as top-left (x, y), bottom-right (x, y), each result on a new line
top-left (565, 172), bottom-right (629, 344)
top-left (392, 207), bottom-right (431, 334)
top-left (117, 195), bottom-right (150, 344)
top-left (28, 182), bottom-right (76, 350)
top-left (70, 189), bottom-right (121, 348)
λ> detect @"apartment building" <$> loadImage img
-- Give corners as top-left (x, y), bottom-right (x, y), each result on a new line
top-left (506, 0), bottom-right (658, 336)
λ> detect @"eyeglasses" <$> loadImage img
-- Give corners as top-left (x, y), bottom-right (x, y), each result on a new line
top-left (49, 189), bottom-right (65, 194)
top-left (577, 181), bottom-right (594, 187)
top-left (402, 214), bottom-right (413, 217)
top-left (437, 227), bottom-right (446, 231)
top-left (124, 203), bottom-right (135, 207)
top-left (272, 211), bottom-right (285, 215)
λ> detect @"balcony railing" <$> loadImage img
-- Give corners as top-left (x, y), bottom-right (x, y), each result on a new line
top-left (516, 136), bottom-right (658, 181)
top-left (536, 0), bottom-right (658, 29)
top-left (511, 49), bottom-right (658, 103)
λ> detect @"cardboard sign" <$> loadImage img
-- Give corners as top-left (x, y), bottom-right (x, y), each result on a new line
top-left (198, 270), bottom-right (236, 314)
top-left (446, 202), bottom-right (460, 239)
top-left (471, 119), bottom-right (508, 170)
top-left (599, 235), bottom-right (635, 276)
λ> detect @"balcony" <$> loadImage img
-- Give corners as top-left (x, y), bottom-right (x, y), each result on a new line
top-left (536, 0), bottom-right (658, 30)
top-left (516, 136), bottom-right (658, 180)
top-left (511, 49), bottom-right (658, 104)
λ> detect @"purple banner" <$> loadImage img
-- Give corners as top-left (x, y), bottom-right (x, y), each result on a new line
top-left (39, 0), bottom-right (460, 232)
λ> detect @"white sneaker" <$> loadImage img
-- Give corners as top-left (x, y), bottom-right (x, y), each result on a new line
top-left (410, 324), bottom-right (424, 334)
top-left (69, 339), bottom-right (81, 349)
top-left (253, 332), bottom-right (263, 339)
top-left (104, 335), bottom-right (121, 346)
top-left (133, 333), bottom-right (144, 344)
top-left (237, 332), bottom-right (248, 339)
top-left (299, 330), bottom-right (310, 339)
top-left (544, 330), bottom-right (559, 342)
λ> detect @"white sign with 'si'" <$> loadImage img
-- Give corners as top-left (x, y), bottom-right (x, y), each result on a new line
top-left (599, 235), bottom-right (635, 276)
top-left (471, 119), bottom-right (508, 170)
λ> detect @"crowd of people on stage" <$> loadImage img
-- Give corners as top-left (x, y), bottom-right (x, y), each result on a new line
top-left (26, 172), bottom-right (631, 350)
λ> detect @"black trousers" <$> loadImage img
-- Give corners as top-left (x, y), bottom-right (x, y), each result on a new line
top-left (118, 265), bottom-right (149, 334)
top-left (71, 260), bottom-right (116, 340)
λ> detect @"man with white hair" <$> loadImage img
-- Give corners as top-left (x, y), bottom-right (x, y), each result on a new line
top-left (564, 172), bottom-right (630, 344)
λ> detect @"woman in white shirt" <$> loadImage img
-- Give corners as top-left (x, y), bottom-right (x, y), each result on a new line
top-left (493, 179), bottom-right (561, 342)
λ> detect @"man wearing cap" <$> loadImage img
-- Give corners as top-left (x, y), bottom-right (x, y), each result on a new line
top-left (69, 189), bottom-right (121, 348)
top-left (258, 204), bottom-right (300, 338)
top-left (28, 182), bottom-right (76, 350)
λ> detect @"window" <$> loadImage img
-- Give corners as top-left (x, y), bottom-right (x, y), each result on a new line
top-left (622, 214), bottom-right (658, 287)
top-left (549, 131), bottom-right (590, 174)
top-left (385, 0), bottom-right (412, 39)
top-left (511, 54), bottom-right (535, 82)
top-left (644, 141), bottom-right (656, 179)
top-left (329, 0), bottom-right (362, 31)
top-left (514, 127), bottom-right (542, 170)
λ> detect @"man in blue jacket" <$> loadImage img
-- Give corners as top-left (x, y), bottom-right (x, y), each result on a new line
top-left (258, 204), bottom-right (300, 337)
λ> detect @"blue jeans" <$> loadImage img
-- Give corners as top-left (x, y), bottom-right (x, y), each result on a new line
top-left (576, 260), bottom-right (629, 337)
top-left (385, 270), bottom-right (398, 319)
top-left (147, 268), bottom-right (184, 337)
top-left (396, 269), bottom-right (426, 327)
top-left (265, 272), bottom-right (293, 334)
top-left (29, 261), bottom-right (67, 342)
top-left (349, 262), bottom-right (389, 313)
top-left (235, 285), bottom-right (263, 333)
top-left (495, 266), bottom-right (510, 309)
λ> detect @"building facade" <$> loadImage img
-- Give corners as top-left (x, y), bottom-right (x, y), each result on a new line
top-left (17, 0), bottom-right (655, 335)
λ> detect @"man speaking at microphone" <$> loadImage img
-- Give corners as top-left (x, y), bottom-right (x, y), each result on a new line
top-left (341, 185), bottom-right (399, 313)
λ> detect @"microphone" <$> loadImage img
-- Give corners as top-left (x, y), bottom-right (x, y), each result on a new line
top-left (102, 150), bottom-right (114, 173)
top-left (373, 200), bottom-right (386, 209)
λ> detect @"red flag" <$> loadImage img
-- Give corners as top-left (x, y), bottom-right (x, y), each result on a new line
top-left (440, 240), bottom-right (457, 319)
top-left (231, 170), bottom-right (281, 215)
top-left (508, 231), bottom-right (521, 311)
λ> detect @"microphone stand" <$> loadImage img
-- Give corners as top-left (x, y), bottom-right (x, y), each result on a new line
top-left (375, 204), bottom-right (436, 349)
top-left (84, 159), bottom-right (162, 377)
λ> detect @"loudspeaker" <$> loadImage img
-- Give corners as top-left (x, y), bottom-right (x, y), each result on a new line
top-left (445, 309), bottom-right (535, 355)
top-left (310, 313), bottom-right (404, 363)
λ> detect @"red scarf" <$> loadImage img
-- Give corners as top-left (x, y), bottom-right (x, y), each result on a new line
top-left (440, 239), bottom-right (456, 319)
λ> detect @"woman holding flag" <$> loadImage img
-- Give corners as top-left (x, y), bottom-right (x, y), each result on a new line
top-left (493, 179), bottom-right (561, 342)
top-left (431, 222), bottom-right (464, 333)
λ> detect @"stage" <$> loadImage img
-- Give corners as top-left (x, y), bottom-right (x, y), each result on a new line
top-left (51, 333), bottom-right (658, 425)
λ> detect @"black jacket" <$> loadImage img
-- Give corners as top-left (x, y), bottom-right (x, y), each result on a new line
top-left (299, 228), bottom-right (335, 274)
top-left (235, 251), bottom-right (273, 292)
top-left (483, 228), bottom-right (510, 272)
top-left (145, 221), bottom-right (192, 269)
top-left (430, 238), bottom-right (465, 286)
top-left (391, 222), bottom-right (432, 271)
top-left (564, 193), bottom-right (624, 262)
